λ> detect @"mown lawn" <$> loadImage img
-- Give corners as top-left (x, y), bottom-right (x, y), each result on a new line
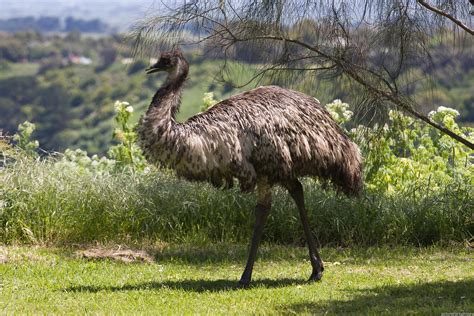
top-left (0, 244), bottom-right (473, 314)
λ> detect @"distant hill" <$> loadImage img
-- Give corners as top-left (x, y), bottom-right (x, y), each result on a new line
top-left (0, 31), bottom-right (473, 154)
top-left (0, 0), bottom-right (156, 32)
top-left (0, 16), bottom-right (109, 34)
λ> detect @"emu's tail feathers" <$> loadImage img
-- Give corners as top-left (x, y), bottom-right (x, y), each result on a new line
top-left (332, 141), bottom-right (363, 197)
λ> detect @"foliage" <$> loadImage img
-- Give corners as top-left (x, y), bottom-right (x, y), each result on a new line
top-left (64, 17), bottom-right (108, 33)
top-left (0, 34), bottom-right (28, 62)
top-left (108, 101), bottom-right (146, 172)
top-left (12, 121), bottom-right (39, 158)
top-left (127, 60), bottom-right (147, 75)
top-left (200, 92), bottom-right (218, 112)
top-left (326, 100), bottom-right (474, 196)
top-left (324, 99), bottom-right (352, 125)
top-left (55, 148), bottom-right (116, 175)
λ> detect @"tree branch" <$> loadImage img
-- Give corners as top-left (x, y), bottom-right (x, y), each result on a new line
top-left (234, 34), bottom-right (474, 150)
top-left (136, 1), bottom-right (474, 149)
top-left (417, 0), bottom-right (474, 35)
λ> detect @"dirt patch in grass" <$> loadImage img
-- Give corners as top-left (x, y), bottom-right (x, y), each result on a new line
top-left (75, 246), bottom-right (155, 263)
top-left (0, 246), bottom-right (8, 264)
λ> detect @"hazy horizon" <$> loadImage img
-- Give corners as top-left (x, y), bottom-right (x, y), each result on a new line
top-left (0, 0), bottom-right (162, 31)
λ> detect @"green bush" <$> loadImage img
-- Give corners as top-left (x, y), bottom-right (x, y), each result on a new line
top-left (325, 101), bottom-right (474, 196)
top-left (108, 101), bottom-right (146, 172)
top-left (12, 121), bottom-right (39, 158)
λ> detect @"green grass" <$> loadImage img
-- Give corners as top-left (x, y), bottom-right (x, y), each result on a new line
top-left (1, 156), bottom-right (472, 246)
top-left (0, 244), bottom-right (473, 314)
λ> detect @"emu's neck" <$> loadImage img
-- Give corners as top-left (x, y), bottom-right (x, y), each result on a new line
top-left (137, 61), bottom-right (189, 166)
top-left (147, 65), bottom-right (188, 125)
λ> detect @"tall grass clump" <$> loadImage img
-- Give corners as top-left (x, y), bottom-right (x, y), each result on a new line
top-left (0, 98), bottom-right (473, 246)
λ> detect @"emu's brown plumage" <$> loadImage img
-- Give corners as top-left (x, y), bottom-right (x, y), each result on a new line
top-left (137, 50), bottom-right (363, 287)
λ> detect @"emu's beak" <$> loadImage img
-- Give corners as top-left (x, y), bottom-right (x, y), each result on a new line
top-left (145, 66), bottom-right (160, 74)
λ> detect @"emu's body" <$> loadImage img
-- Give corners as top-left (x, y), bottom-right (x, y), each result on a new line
top-left (137, 51), bottom-right (363, 286)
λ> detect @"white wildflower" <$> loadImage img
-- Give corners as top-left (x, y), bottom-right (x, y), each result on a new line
top-left (114, 101), bottom-right (131, 113)
top-left (114, 101), bottom-right (122, 112)
top-left (325, 99), bottom-right (353, 124)
top-left (429, 106), bottom-right (460, 123)
top-left (125, 106), bottom-right (134, 113)
top-left (436, 106), bottom-right (459, 118)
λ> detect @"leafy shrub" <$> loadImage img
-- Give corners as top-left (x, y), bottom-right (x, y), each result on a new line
top-left (12, 121), bottom-right (39, 158)
top-left (55, 148), bottom-right (116, 175)
top-left (325, 100), bottom-right (473, 195)
top-left (108, 101), bottom-right (147, 172)
top-left (200, 92), bottom-right (218, 112)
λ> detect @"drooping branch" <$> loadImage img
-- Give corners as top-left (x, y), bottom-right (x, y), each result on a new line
top-left (233, 34), bottom-right (474, 150)
top-left (416, 0), bottom-right (474, 35)
top-left (132, 0), bottom-right (474, 150)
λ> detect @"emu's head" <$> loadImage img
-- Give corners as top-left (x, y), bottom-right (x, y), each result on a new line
top-left (146, 50), bottom-right (188, 77)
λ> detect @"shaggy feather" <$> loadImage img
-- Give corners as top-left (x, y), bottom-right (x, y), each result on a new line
top-left (137, 51), bottom-right (363, 196)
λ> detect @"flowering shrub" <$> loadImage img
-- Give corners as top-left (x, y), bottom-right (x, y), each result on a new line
top-left (325, 100), bottom-right (474, 195)
top-left (12, 121), bottom-right (39, 158)
top-left (200, 92), bottom-right (218, 112)
top-left (9, 101), bottom-right (148, 174)
top-left (53, 100), bottom-right (147, 173)
top-left (108, 101), bottom-right (147, 172)
top-left (55, 148), bottom-right (116, 174)
top-left (325, 99), bottom-right (353, 124)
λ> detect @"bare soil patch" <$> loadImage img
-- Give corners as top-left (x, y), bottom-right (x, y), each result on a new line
top-left (75, 246), bottom-right (155, 263)
top-left (0, 246), bottom-right (7, 264)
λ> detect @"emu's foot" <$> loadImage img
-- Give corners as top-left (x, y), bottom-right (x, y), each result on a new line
top-left (237, 279), bottom-right (250, 289)
top-left (308, 271), bottom-right (323, 282)
top-left (308, 264), bottom-right (324, 282)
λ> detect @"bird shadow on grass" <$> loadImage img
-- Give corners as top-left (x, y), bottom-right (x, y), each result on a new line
top-left (57, 243), bottom-right (308, 265)
top-left (63, 278), bottom-right (303, 293)
top-left (278, 278), bottom-right (474, 314)
top-left (150, 244), bottom-right (309, 265)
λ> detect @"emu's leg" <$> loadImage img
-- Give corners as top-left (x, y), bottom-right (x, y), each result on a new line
top-left (287, 179), bottom-right (324, 282)
top-left (239, 179), bottom-right (272, 287)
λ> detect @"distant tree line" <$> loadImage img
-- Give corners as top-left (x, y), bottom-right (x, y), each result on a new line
top-left (0, 32), bottom-right (140, 153)
top-left (0, 30), bottom-right (473, 154)
top-left (0, 16), bottom-right (108, 33)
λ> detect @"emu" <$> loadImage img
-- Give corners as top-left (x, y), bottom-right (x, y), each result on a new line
top-left (137, 50), bottom-right (363, 287)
